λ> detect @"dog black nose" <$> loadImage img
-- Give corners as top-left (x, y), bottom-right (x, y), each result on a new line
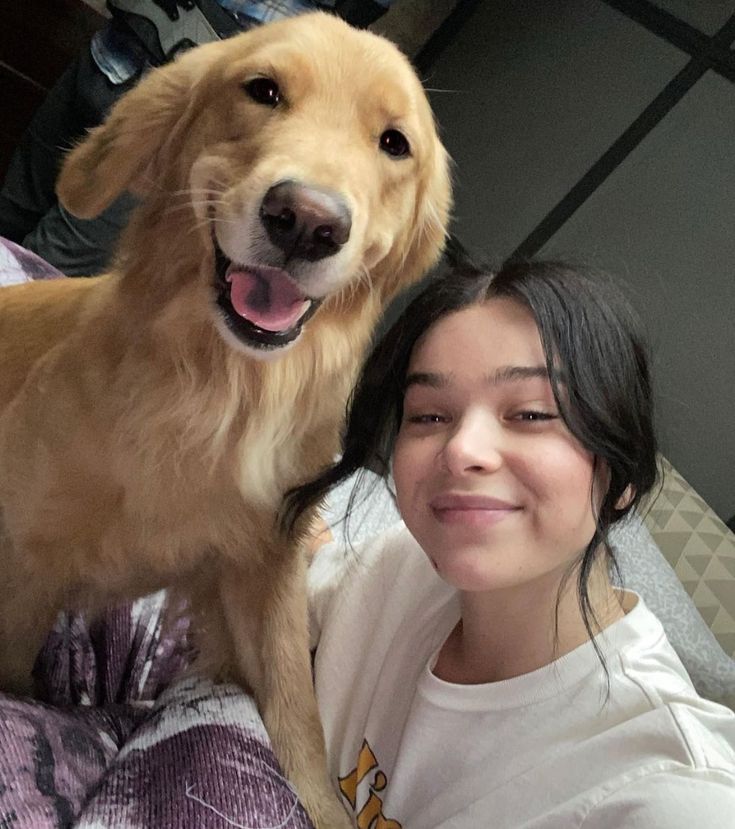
top-left (260, 181), bottom-right (352, 261)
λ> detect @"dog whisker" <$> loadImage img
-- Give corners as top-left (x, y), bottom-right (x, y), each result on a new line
top-left (169, 188), bottom-right (228, 198)
top-left (205, 216), bottom-right (239, 226)
top-left (163, 190), bottom-right (228, 204)
top-left (187, 218), bottom-right (215, 237)
top-left (186, 215), bottom-right (239, 237)
top-left (164, 199), bottom-right (229, 217)
top-left (163, 202), bottom-right (205, 217)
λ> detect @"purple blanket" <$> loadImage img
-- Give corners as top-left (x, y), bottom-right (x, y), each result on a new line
top-left (0, 239), bottom-right (313, 828)
top-left (0, 597), bottom-right (312, 828)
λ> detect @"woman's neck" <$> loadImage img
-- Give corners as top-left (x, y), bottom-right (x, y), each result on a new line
top-left (433, 564), bottom-right (626, 685)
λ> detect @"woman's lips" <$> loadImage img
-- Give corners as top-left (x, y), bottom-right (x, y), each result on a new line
top-left (430, 494), bottom-right (521, 527)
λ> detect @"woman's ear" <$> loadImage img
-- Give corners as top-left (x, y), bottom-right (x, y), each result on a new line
top-left (615, 484), bottom-right (635, 511)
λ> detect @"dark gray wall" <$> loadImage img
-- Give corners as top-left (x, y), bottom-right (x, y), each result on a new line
top-left (424, 0), bottom-right (735, 522)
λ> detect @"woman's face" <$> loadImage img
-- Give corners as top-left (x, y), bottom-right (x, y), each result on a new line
top-left (392, 298), bottom-right (602, 594)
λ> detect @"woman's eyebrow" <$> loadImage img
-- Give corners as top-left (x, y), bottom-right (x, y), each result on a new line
top-left (490, 365), bottom-right (549, 384)
top-left (490, 365), bottom-right (567, 385)
top-left (405, 366), bottom-right (563, 390)
top-left (404, 371), bottom-right (446, 390)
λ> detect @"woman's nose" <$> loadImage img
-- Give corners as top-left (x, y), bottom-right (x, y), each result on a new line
top-left (441, 413), bottom-right (502, 475)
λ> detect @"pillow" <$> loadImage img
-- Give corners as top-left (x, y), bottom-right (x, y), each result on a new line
top-left (323, 472), bottom-right (735, 707)
top-left (643, 457), bottom-right (735, 660)
top-left (611, 515), bottom-right (735, 707)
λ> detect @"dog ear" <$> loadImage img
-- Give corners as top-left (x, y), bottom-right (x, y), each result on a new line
top-left (56, 45), bottom-right (219, 219)
top-left (381, 139), bottom-right (452, 300)
top-left (413, 141), bottom-right (452, 280)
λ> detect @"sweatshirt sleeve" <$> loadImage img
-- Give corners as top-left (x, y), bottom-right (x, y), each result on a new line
top-left (307, 522), bottom-right (411, 650)
top-left (579, 768), bottom-right (735, 828)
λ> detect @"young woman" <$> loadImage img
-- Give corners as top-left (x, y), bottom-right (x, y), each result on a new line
top-left (289, 256), bottom-right (735, 828)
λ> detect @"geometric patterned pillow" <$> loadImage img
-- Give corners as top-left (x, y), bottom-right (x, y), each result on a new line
top-left (643, 456), bottom-right (735, 659)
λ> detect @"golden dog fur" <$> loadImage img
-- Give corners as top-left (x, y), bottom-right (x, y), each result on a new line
top-left (0, 12), bottom-right (449, 827)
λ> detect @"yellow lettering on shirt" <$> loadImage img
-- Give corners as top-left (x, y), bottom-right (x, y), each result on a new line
top-left (339, 740), bottom-right (402, 828)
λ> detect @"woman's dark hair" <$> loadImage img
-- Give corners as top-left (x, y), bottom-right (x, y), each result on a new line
top-left (285, 241), bottom-right (659, 652)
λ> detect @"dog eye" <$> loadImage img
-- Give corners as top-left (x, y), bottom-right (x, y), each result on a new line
top-left (244, 77), bottom-right (281, 107)
top-left (379, 129), bottom-right (411, 158)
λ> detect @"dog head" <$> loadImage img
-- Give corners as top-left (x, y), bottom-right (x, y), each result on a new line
top-left (58, 13), bottom-right (451, 358)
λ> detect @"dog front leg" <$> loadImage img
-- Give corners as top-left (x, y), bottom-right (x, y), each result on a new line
top-left (0, 553), bottom-right (60, 697)
top-left (220, 553), bottom-right (352, 829)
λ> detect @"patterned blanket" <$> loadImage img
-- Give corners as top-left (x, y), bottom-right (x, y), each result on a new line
top-left (0, 595), bottom-right (311, 828)
top-left (0, 238), bottom-right (313, 828)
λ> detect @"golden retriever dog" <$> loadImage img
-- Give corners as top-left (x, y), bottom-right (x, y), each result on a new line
top-left (0, 11), bottom-right (449, 827)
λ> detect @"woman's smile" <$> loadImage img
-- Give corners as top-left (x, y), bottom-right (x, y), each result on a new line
top-left (429, 493), bottom-right (521, 527)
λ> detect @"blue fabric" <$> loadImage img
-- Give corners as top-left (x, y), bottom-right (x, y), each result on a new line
top-left (91, 19), bottom-right (151, 85)
top-left (93, 0), bottom-right (397, 85)
top-left (220, 0), bottom-right (323, 25)
top-left (93, 0), bottom-right (329, 84)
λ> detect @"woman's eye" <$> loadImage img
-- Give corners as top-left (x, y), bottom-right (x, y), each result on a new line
top-left (406, 413), bottom-right (446, 425)
top-left (243, 77), bottom-right (281, 107)
top-left (513, 410), bottom-right (557, 422)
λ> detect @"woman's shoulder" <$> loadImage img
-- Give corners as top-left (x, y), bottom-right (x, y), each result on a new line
top-left (609, 596), bottom-right (734, 713)
top-left (308, 522), bottom-right (451, 646)
top-left (605, 595), bottom-right (732, 712)
top-left (578, 764), bottom-right (735, 828)
top-left (562, 614), bottom-right (735, 829)
top-left (308, 522), bottom-right (426, 594)
top-left (597, 596), bottom-right (735, 776)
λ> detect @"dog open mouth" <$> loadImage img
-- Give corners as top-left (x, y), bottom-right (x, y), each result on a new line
top-left (214, 244), bottom-right (320, 349)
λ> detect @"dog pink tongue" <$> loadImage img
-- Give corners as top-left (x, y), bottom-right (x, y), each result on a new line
top-left (227, 266), bottom-right (307, 332)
